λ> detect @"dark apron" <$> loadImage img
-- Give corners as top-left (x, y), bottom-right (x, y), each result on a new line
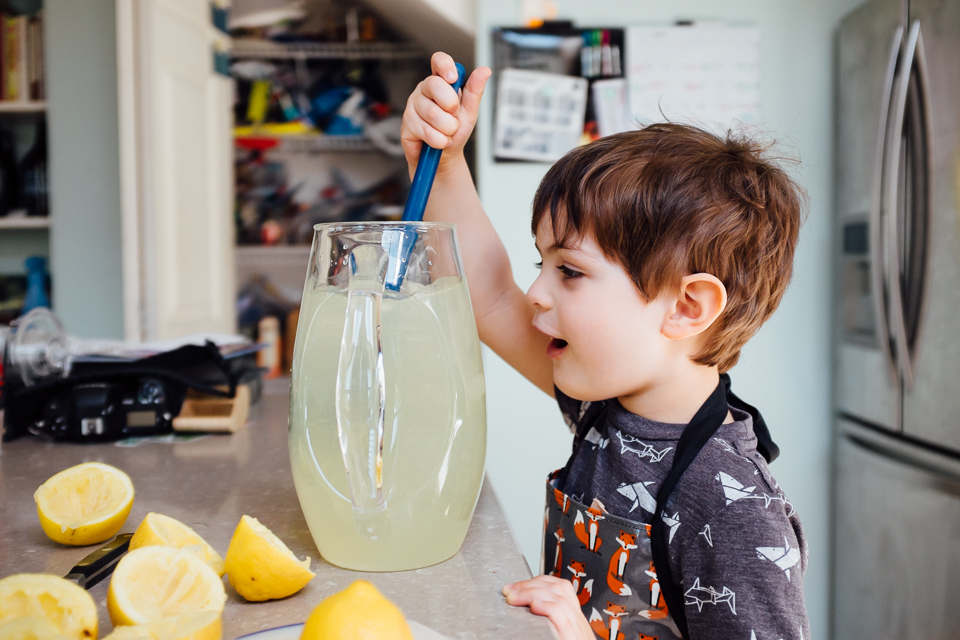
top-left (540, 374), bottom-right (778, 640)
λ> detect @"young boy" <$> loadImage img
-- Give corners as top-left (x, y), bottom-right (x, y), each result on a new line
top-left (401, 53), bottom-right (809, 640)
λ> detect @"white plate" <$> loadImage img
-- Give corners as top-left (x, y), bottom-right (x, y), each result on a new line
top-left (235, 621), bottom-right (448, 640)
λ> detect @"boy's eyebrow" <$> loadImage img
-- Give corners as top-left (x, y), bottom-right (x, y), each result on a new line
top-left (533, 240), bottom-right (569, 254)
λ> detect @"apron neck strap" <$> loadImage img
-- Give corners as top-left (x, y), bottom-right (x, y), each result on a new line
top-left (650, 373), bottom-right (777, 638)
top-left (721, 373), bottom-right (779, 463)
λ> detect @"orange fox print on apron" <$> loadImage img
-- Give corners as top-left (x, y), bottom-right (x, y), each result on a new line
top-left (542, 472), bottom-right (683, 640)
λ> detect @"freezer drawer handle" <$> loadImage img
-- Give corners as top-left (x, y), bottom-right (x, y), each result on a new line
top-left (843, 420), bottom-right (960, 483)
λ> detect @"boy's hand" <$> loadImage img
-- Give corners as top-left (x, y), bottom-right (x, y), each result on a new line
top-left (401, 52), bottom-right (491, 173)
top-left (503, 577), bottom-right (595, 640)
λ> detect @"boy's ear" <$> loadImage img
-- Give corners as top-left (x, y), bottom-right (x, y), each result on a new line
top-left (661, 274), bottom-right (727, 341)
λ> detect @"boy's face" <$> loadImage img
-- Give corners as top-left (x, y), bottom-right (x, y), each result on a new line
top-left (528, 218), bottom-right (676, 403)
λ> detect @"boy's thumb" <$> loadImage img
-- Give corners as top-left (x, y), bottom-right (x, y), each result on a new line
top-left (460, 67), bottom-right (492, 123)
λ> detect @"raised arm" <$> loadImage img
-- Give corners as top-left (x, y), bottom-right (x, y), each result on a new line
top-left (401, 52), bottom-right (554, 395)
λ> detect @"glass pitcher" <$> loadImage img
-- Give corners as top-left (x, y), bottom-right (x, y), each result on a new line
top-left (289, 222), bottom-right (487, 571)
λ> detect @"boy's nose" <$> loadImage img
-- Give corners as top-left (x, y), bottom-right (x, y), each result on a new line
top-left (526, 273), bottom-right (552, 310)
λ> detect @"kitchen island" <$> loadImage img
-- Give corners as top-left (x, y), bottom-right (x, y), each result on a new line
top-left (0, 389), bottom-right (556, 639)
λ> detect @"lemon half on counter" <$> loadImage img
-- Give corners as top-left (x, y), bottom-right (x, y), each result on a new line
top-left (34, 463), bottom-right (134, 546)
top-left (0, 574), bottom-right (98, 640)
top-left (224, 516), bottom-right (314, 602)
top-left (101, 612), bottom-right (221, 640)
top-left (107, 547), bottom-right (226, 627)
top-left (0, 617), bottom-right (69, 640)
top-left (130, 513), bottom-right (225, 577)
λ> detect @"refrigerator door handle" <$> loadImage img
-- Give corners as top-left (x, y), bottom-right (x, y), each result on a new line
top-left (883, 20), bottom-right (927, 390)
top-left (869, 26), bottom-right (903, 388)
top-left (841, 420), bottom-right (960, 483)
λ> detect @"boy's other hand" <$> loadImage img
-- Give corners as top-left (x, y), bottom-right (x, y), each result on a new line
top-left (503, 576), bottom-right (595, 640)
top-left (401, 52), bottom-right (491, 174)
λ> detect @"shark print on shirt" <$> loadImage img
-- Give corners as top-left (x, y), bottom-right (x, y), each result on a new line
top-left (715, 472), bottom-right (796, 515)
top-left (756, 535), bottom-right (802, 581)
top-left (698, 524), bottom-right (713, 547)
top-left (660, 511), bottom-right (681, 544)
top-left (617, 431), bottom-right (673, 463)
top-left (617, 480), bottom-right (657, 514)
top-left (684, 578), bottom-right (736, 615)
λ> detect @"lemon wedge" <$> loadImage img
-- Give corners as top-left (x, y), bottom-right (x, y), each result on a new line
top-left (223, 516), bottom-right (314, 602)
top-left (107, 546), bottom-right (226, 626)
top-left (34, 463), bottom-right (134, 546)
top-left (301, 581), bottom-right (413, 640)
top-left (130, 514), bottom-right (225, 577)
top-left (101, 612), bottom-right (220, 640)
top-left (0, 617), bottom-right (69, 640)
top-left (0, 574), bottom-right (98, 640)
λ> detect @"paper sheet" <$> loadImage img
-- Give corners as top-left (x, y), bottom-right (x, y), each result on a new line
top-left (626, 26), bottom-right (761, 132)
top-left (494, 68), bottom-right (588, 162)
top-left (592, 78), bottom-right (632, 137)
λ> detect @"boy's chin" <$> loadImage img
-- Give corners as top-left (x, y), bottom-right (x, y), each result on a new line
top-left (554, 374), bottom-right (610, 403)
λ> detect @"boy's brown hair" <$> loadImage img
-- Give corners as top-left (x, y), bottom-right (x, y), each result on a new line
top-left (532, 123), bottom-right (803, 373)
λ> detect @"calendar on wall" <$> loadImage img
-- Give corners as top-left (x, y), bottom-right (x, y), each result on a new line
top-left (493, 68), bottom-right (589, 163)
top-left (626, 25), bottom-right (761, 132)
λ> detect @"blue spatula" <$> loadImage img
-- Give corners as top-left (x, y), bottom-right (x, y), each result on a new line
top-left (383, 62), bottom-right (467, 291)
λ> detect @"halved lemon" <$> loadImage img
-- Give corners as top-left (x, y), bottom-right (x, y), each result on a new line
top-left (0, 574), bottom-right (98, 640)
top-left (107, 546), bottom-right (226, 627)
top-left (0, 617), bottom-right (69, 640)
top-left (34, 463), bottom-right (134, 546)
top-left (223, 516), bottom-right (314, 602)
top-left (101, 612), bottom-right (220, 640)
top-left (130, 514), bottom-right (225, 577)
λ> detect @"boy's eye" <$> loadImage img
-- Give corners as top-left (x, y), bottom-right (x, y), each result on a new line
top-left (534, 261), bottom-right (543, 270)
top-left (558, 265), bottom-right (583, 280)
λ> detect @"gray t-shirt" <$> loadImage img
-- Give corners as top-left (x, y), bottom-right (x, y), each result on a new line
top-left (555, 388), bottom-right (811, 640)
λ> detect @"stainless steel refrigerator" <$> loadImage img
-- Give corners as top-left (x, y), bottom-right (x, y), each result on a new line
top-left (835, 0), bottom-right (960, 637)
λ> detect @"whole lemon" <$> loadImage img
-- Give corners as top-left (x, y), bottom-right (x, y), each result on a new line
top-left (300, 581), bottom-right (412, 640)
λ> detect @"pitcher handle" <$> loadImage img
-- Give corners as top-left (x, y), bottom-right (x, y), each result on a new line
top-left (335, 289), bottom-right (390, 539)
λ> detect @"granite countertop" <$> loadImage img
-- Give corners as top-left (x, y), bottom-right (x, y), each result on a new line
top-left (0, 390), bottom-right (556, 640)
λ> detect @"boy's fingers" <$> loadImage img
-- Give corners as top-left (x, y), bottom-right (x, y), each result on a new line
top-left (421, 75), bottom-right (462, 114)
top-left (430, 51), bottom-right (459, 84)
top-left (412, 120), bottom-right (451, 150)
top-left (460, 66), bottom-right (491, 123)
top-left (510, 577), bottom-right (582, 611)
top-left (506, 586), bottom-right (589, 640)
top-left (412, 92), bottom-right (459, 138)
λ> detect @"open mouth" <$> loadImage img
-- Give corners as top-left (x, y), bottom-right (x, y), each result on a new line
top-left (547, 338), bottom-right (568, 358)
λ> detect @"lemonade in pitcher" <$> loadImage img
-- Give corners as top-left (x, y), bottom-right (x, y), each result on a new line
top-left (289, 222), bottom-right (486, 571)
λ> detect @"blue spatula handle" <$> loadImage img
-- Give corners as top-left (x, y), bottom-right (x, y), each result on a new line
top-left (384, 62), bottom-right (466, 292)
top-left (401, 62), bottom-right (467, 222)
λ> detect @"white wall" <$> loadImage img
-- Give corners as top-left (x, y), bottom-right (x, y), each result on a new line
top-left (47, 0), bottom-right (125, 339)
top-left (475, 1), bottom-right (866, 638)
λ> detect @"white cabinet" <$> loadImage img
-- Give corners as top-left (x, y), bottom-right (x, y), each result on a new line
top-left (117, 0), bottom-right (235, 340)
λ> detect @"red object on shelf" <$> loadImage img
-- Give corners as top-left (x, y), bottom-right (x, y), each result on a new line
top-left (235, 136), bottom-right (281, 151)
top-left (260, 219), bottom-right (284, 245)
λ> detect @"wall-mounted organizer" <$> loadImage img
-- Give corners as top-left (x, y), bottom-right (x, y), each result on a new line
top-left (490, 21), bottom-right (762, 162)
top-left (491, 23), bottom-right (625, 162)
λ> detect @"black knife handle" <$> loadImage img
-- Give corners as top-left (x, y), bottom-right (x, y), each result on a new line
top-left (64, 533), bottom-right (133, 589)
